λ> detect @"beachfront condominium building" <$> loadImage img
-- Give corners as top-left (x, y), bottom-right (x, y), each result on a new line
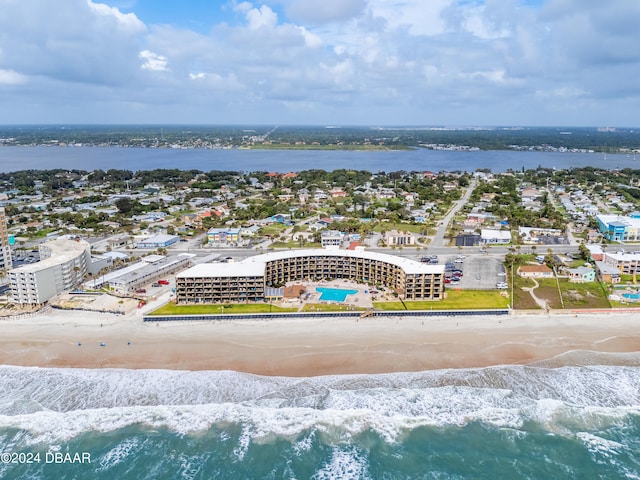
top-left (9, 237), bottom-right (91, 306)
top-left (0, 207), bottom-right (12, 273)
top-left (601, 251), bottom-right (640, 275)
top-left (175, 248), bottom-right (445, 304)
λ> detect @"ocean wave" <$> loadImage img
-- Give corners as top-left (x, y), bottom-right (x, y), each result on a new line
top-left (1, 360), bottom-right (640, 416)
top-left (1, 389), bottom-right (639, 447)
top-left (0, 361), bottom-right (639, 447)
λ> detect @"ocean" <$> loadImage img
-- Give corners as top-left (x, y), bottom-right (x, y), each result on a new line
top-left (1, 356), bottom-right (639, 479)
top-left (0, 146), bottom-right (639, 173)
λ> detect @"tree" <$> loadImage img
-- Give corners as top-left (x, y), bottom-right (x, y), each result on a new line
top-left (115, 197), bottom-right (136, 215)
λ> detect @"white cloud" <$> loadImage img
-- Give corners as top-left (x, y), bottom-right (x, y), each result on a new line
top-left (139, 50), bottom-right (169, 71)
top-left (87, 0), bottom-right (146, 34)
top-left (1, 0), bottom-right (640, 126)
top-left (245, 5), bottom-right (278, 30)
top-left (0, 69), bottom-right (28, 85)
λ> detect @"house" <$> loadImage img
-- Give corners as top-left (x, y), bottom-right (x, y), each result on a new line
top-left (567, 266), bottom-right (596, 283)
top-left (521, 187), bottom-right (543, 202)
top-left (595, 261), bottom-right (621, 284)
top-left (321, 230), bottom-right (343, 247)
top-left (518, 265), bottom-right (553, 278)
top-left (586, 244), bottom-right (604, 261)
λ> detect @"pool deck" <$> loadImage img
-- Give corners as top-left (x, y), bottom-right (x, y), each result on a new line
top-left (280, 279), bottom-right (378, 310)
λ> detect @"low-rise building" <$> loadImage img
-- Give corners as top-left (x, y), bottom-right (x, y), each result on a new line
top-left (321, 230), bottom-right (343, 247)
top-left (207, 228), bottom-right (241, 245)
top-left (567, 266), bottom-right (596, 283)
top-left (481, 229), bottom-right (511, 245)
top-left (386, 230), bottom-right (416, 246)
top-left (518, 264), bottom-right (553, 278)
top-left (136, 234), bottom-right (180, 249)
top-left (601, 251), bottom-right (640, 275)
top-left (596, 214), bottom-right (640, 242)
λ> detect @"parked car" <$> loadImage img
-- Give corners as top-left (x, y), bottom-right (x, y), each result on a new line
top-left (135, 288), bottom-right (146, 293)
top-left (158, 279), bottom-right (170, 285)
top-left (151, 283), bottom-right (161, 287)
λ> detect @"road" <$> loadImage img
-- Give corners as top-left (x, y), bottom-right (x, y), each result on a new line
top-left (429, 177), bottom-right (477, 249)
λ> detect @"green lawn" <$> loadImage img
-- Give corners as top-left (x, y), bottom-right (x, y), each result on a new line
top-left (148, 303), bottom-right (298, 315)
top-left (374, 290), bottom-right (510, 311)
top-left (556, 278), bottom-right (611, 309)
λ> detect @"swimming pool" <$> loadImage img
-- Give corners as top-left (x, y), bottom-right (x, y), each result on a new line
top-left (622, 292), bottom-right (640, 299)
top-left (316, 287), bottom-right (359, 302)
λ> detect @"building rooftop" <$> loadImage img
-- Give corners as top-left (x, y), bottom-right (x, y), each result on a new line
top-left (177, 248), bottom-right (445, 279)
top-left (11, 238), bottom-right (89, 274)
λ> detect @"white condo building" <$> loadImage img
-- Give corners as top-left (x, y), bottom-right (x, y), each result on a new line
top-left (0, 207), bottom-right (12, 272)
top-left (176, 248), bottom-right (445, 304)
top-left (9, 238), bottom-right (91, 305)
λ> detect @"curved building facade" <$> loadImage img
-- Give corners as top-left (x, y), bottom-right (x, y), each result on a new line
top-left (9, 237), bottom-right (91, 305)
top-left (176, 248), bottom-right (445, 304)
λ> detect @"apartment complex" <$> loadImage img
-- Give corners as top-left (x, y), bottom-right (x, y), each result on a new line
top-left (601, 251), bottom-right (640, 275)
top-left (176, 248), bottom-right (445, 304)
top-left (0, 207), bottom-right (12, 272)
top-left (9, 238), bottom-right (91, 305)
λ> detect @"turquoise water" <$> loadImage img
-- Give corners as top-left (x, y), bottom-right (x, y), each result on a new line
top-left (622, 293), bottom-right (640, 299)
top-left (1, 359), bottom-right (640, 479)
top-left (316, 287), bottom-right (359, 302)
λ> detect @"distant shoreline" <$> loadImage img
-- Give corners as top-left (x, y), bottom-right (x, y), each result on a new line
top-left (1, 308), bottom-right (639, 376)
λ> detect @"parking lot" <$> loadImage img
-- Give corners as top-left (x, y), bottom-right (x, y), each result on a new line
top-left (441, 254), bottom-right (506, 290)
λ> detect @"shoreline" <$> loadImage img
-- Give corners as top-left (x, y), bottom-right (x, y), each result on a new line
top-left (1, 309), bottom-right (639, 376)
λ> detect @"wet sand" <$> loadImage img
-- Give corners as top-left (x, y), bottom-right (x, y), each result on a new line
top-left (1, 309), bottom-right (639, 376)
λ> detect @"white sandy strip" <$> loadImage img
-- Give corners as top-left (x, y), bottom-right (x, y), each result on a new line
top-left (0, 308), bottom-right (639, 375)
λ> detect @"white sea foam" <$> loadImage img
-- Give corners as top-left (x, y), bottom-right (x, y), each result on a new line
top-left (2, 362), bottom-right (640, 417)
top-left (1, 393), bottom-right (639, 448)
top-left (1, 362), bottom-right (639, 449)
top-left (98, 437), bottom-right (142, 472)
top-left (312, 446), bottom-right (371, 480)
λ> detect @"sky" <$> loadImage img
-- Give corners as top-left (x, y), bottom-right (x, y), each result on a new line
top-left (0, 0), bottom-right (639, 127)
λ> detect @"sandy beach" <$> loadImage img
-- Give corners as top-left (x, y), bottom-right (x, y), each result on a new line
top-left (0, 308), bottom-right (639, 376)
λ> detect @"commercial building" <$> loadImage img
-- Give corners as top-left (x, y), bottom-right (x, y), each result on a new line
top-left (84, 253), bottom-right (194, 294)
top-left (176, 248), bottom-right (445, 304)
top-left (480, 229), bottom-right (511, 245)
top-left (9, 238), bottom-right (91, 305)
top-left (596, 214), bottom-right (640, 242)
top-left (386, 230), bottom-right (416, 246)
top-left (135, 234), bottom-right (179, 249)
top-left (207, 228), bottom-right (241, 245)
top-left (0, 207), bottom-right (11, 272)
